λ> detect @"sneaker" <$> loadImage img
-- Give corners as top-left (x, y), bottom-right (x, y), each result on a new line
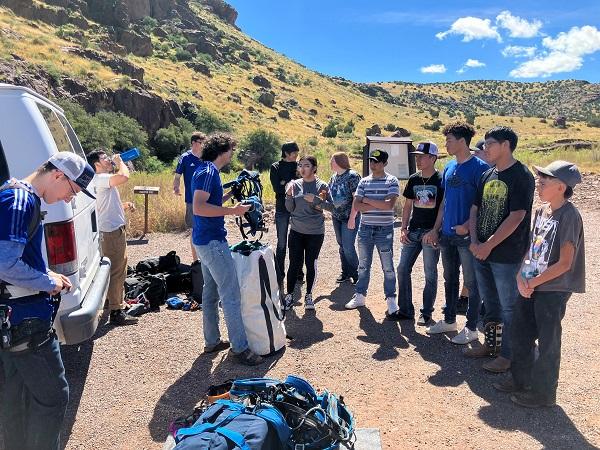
top-left (230, 348), bottom-right (263, 366)
top-left (417, 314), bottom-right (433, 326)
top-left (345, 293), bottom-right (366, 309)
top-left (304, 294), bottom-right (315, 310)
top-left (109, 309), bottom-right (138, 326)
top-left (451, 327), bottom-right (479, 344)
top-left (203, 340), bottom-right (230, 354)
top-left (386, 297), bottom-right (399, 315)
top-left (483, 356), bottom-right (511, 373)
top-left (456, 296), bottom-right (469, 315)
top-left (283, 294), bottom-right (294, 311)
top-left (510, 392), bottom-right (555, 408)
top-left (336, 274), bottom-right (351, 283)
top-left (350, 275), bottom-right (358, 285)
top-left (426, 320), bottom-right (457, 334)
top-left (463, 342), bottom-right (492, 358)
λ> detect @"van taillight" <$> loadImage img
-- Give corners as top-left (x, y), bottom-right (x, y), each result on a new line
top-left (45, 220), bottom-right (78, 275)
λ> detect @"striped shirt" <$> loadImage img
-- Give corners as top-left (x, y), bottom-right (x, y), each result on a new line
top-left (355, 173), bottom-right (399, 226)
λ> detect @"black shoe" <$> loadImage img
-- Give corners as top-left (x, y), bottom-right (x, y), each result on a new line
top-left (493, 377), bottom-right (529, 393)
top-left (109, 309), bottom-right (138, 326)
top-left (230, 348), bottom-right (263, 366)
top-left (203, 340), bottom-right (230, 354)
top-left (336, 274), bottom-right (351, 283)
top-left (510, 392), bottom-right (555, 408)
top-left (456, 296), bottom-right (469, 315)
top-left (385, 310), bottom-right (413, 321)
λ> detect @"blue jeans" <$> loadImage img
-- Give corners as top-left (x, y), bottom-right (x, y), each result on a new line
top-left (0, 336), bottom-right (69, 450)
top-left (439, 234), bottom-right (481, 330)
top-left (355, 224), bottom-right (396, 298)
top-left (397, 228), bottom-right (440, 318)
top-left (331, 216), bottom-right (359, 279)
top-left (274, 211), bottom-right (303, 285)
top-left (194, 240), bottom-right (249, 354)
top-left (474, 260), bottom-right (521, 359)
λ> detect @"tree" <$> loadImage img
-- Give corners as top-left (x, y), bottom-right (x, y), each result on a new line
top-left (194, 106), bottom-right (232, 134)
top-left (238, 129), bottom-right (281, 171)
top-left (464, 111), bottom-right (476, 125)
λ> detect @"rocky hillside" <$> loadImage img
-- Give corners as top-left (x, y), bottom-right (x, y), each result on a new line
top-left (1, 0), bottom-right (599, 156)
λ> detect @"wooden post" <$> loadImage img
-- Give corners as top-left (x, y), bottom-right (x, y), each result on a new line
top-left (132, 186), bottom-right (160, 244)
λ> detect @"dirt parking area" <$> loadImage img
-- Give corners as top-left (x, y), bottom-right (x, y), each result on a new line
top-left (57, 177), bottom-right (600, 450)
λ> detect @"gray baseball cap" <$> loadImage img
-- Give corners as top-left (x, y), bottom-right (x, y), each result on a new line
top-left (533, 160), bottom-right (582, 188)
top-left (48, 152), bottom-right (96, 199)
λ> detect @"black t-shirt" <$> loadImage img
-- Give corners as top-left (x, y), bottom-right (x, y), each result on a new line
top-left (403, 171), bottom-right (444, 230)
top-left (474, 160), bottom-right (535, 263)
top-left (270, 160), bottom-right (298, 212)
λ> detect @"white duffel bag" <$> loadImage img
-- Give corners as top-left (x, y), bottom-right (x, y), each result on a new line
top-left (231, 244), bottom-right (286, 356)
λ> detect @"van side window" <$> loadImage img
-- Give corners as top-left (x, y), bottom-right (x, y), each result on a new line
top-left (36, 104), bottom-right (85, 159)
top-left (0, 140), bottom-right (9, 184)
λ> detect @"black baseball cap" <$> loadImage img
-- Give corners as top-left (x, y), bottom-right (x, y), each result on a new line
top-left (368, 149), bottom-right (388, 163)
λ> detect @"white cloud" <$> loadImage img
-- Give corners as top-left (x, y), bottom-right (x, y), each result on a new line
top-left (502, 45), bottom-right (537, 58)
top-left (496, 10), bottom-right (542, 38)
top-left (457, 59), bottom-right (486, 73)
top-left (510, 25), bottom-right (600, 78)
top-left (420, 64), bottom-right (447, 74)
top-left (436, 17), bottom-right (501, 42)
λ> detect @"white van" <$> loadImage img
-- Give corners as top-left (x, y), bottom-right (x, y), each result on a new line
top-left (0, 83), bottom-right (110, 345)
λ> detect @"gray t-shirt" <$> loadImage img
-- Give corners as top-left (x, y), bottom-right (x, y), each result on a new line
top-left (285, 179), bottom-right (331, 235)
top-left (527, 202), bottom-right (585, 293)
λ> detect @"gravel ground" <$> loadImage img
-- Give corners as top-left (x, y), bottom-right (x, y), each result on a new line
top-left (50, 175), bottom-right (600, 449)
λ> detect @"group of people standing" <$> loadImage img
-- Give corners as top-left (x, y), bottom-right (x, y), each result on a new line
top-left (270, 121), bottom-right (586, 410)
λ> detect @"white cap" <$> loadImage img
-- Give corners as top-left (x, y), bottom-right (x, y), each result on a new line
top-left (48, 152), bottom-right (96, 199)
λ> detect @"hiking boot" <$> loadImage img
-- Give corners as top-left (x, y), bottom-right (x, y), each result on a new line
top-left (510, 392), bottom-right (555, 408)
top-left (493, 377), bottom-right (529, 394)
top-left (336, 274), bottom-right (351, 283)
top-left (483, 356), bottom-right (511, 373)
top-left (463, 342), bottom-right (492, 358)
top-left (304, 294), bottom-right (315, 310)
top-left (451, 327), bottom-right (479, 345)
top-left (426, 320), bottom-right (457, 334)
top-left (109, 309), bottom-right (138, 326)
top-left (417, 314), bottom-right (434, 326)
top-left (283, 294), bottom-right (294, 311)
top-left (345, 293), bottom-right (366, 309)
top-left (456, 296), bottom-right (469, 315)
top-left (230, 348), bottom-right (263, 366)
top-left (203, 340), bottom-right (230, 354)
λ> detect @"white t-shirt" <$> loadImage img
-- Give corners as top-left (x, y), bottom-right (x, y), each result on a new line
top-left (94, 173), bottom-right (125, 232)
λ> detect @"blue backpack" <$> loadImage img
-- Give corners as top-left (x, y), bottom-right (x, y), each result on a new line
top-left (174, 399), bottom-right (290, 450)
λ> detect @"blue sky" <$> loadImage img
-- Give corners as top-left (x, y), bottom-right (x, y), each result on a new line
top-left (227, 0), bottom-right (600, 83)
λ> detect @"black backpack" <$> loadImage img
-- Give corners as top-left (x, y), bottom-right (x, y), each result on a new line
top-left (135, 251), bottom-right (180, 274)
top-left (125, 273), bottom-right (167, 310)
top-left (190, 260), bottom-right (204, 303)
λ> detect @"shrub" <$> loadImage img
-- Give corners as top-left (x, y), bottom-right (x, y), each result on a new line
top-left (586, 116), bottom-right (600, 128)
top-left (429, 109), bottom-right (440, 118)
top-left (175, 48), bottom-right (193, 61)
top-left (342, 120), bottom-right (355, 134)
top-left (238, 129), bottom-right (281, 171)
top-left (321, 121), bottom-right (338, 138)
top-left (384, 123), bottom-right (397, 132)
top-left (153, 118), bottom-right (196, 162)
top-left (423, 120), bottom-right (443, 131)
top-left (194, 106), bottom-right (232, 134)
top-left (307, 136), bottom-right (318, 147)
top-left (464, 112), bottom-right (476, 125)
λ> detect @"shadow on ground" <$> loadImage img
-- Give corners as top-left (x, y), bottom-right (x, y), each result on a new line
top-left (397, 320), bottom-right (596, 450)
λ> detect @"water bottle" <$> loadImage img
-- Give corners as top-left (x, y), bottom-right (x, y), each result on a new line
top-left (119, 148), bottom-right (140, 163)
top-left (521, 259), bottom-right (535, 279)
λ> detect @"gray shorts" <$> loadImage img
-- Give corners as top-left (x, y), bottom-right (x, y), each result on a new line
top-left (185, 202), bottom-right (193, 228)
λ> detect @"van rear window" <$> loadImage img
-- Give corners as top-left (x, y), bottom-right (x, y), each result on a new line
top-left (37, 104), bottom-right (86, 160)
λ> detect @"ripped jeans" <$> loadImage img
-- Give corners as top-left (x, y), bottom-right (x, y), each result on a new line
top-left (355, 224), bottom-right (396, 299)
